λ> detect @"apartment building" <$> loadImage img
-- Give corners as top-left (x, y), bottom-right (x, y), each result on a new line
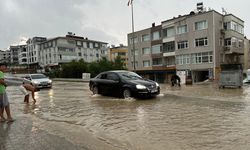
top-left (243, 38), bottom-right (250, 72)
top-left (9, 46), bottom-right (20, 64)
top-left (127, 4), bottom-right (245, 83)
top-left (17, 45), bottom-right (28, 65)
top-left (39, 33), bottom-right (108, 68)
top-left (26, 37), bottom-right (47, 69)
top-left (0, 50), bottom-right (11, 64)
top-left (109, 44), bottom-right (128, 68)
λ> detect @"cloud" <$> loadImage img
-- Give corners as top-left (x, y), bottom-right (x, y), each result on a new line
top-left (0, 0), bottom-right (249, 50)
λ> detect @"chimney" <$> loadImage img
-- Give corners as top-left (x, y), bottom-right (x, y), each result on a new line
top-left (152, 22), bottom-right (155, 27)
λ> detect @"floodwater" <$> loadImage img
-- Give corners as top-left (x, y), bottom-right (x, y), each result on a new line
top-left (6, 81), bottom-right (250, 150)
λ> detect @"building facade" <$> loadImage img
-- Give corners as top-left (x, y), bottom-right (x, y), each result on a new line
top-left (0, 50), bottom-right (11, 64)
top-left (9, 46), bottom-right (20, 64)
top-left (26, 37), bottom-right (47, 69)
top-left (243, 38), bottom-right (250, 72)
top-left (18, 45), bottom-right (28, 65)
top-left (39, 33), bottom-right (108, 68)
top-left (109, 45), bottom-right (128, 68)
top-left (127, 6), bottom-right (245, 83)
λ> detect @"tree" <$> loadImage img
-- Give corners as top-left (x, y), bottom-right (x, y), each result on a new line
top-left (61, 59), bottom-right (87, 78)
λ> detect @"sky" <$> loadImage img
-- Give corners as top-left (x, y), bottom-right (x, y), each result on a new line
top-left (0, 0), bottom-right (249, 50)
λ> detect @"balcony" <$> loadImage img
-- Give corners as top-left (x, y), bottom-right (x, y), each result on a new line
top-left (224, 46), bottom-right (244, 55)
top-left (163, 51), bottom-right (175, 57)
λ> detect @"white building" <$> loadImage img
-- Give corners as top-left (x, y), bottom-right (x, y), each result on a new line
top-left (38, 33), bottom-right (108, 68)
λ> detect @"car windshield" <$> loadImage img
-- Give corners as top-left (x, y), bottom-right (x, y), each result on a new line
top-left (118, 72), bottom-right (142, 80)
top-left (31, 74), bottom-right (47, 79)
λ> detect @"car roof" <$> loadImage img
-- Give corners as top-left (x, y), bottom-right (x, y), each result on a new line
top-left (27, 74), bottom-right (45, 75)
top-left (105, 70), bottom-right (131, 73)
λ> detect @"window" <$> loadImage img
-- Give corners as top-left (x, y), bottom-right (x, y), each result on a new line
top-left (152, 44), bottom-right (161, 54)
top-left (142, 34), bottom-right (150, 41)
top-left (163, 41), bottom-right (175, 52)
top-left (232, 37), bottom-right (237, 47)
top-left (191, 51), bottom-right (213, 64)
top-left (176, 54), bottom-right (190, 65)
top-left (78, 52), bottom-right (82, 56)
top-left (89, 42), bottom-right (93, 49)
top-left (143, 60), bottom-right (150, 67)
top-left (95, 43), bottom-right (99, 48)
top-left (76, 41), bottom-right (82, 46)
top-left (238, 39), bottom-right (243, 48)
top-left (177, 25), bottom-right (187, 34)
top-left (83, 42), bottom-right (87, 48)
top-left (152, 58), bottom-right (162, 66)
top-left (142, 47), bottom-right (151, 55)
top-left (107, 73), bottom-right (119, 81)
top-left (130, 37), bottom-right (138, 44)
top-left (225, 38), bottom-right (231, 46)
top-left (152, 31), bottom-right (160, 40)
top-left (195, 37), bottom-right (208, 47)
top-left (177, 41), bottom-right (188, 49)
top-left (224, 22), bottom-right (230, 30)
top-left (202, 52), bottom-right (209, 63)
top-left (195, 20), bottom-right (208, 30)
top-left (131, 49), bottom-right (138, 56)
top-left (163, 27), bottom-right (175, 37)
top-left (176, 55), bottom-right (182, 65)
top-left (224, 21), bottom-right (244, 34)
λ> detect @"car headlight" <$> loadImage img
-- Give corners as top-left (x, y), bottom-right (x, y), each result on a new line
top-left (48, 80), bottom-right (52, 83)
top-left (33, 81), bottom-right (39, 84)
top-left (136, 84), bottom-right (147, 89)
top-left (155, 82), bottom-right (159, 87)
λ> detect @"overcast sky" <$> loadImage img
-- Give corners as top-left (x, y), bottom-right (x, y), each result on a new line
top-left (0, 0), bottom-right (249, 50)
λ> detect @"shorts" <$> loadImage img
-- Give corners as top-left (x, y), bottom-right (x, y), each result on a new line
top-left (0, 92), bottom-right (9, 108)
top-left (19, 85), bottom-right (29, 96)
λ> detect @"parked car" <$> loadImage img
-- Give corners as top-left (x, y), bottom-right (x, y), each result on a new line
top-left (89, 70), bottom-right (160, 98)
top-left (23, 74), bottom-right (52, 89)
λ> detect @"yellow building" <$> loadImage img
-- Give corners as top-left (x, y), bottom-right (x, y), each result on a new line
top-left (109, 45), bottom-right (128, 68)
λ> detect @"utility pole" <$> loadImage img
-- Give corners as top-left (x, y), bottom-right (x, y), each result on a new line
top-left (128, 0), bottom-right (136, 71)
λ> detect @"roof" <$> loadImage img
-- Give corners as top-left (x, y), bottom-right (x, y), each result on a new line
top-left (40, 36), bottom-right (108, 45)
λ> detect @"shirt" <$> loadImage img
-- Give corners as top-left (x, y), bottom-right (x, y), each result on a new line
top-left (0, 71), bottom-right (6, 94)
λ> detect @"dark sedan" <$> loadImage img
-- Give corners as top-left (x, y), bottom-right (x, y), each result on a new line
top-left (89, 70), bottom-right (160, 98)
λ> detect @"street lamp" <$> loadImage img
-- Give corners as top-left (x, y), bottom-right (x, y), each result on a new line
top-left (128, 0), bottom-right (136, 71)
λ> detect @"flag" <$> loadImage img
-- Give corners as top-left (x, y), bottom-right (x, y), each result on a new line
top-left (127, 0), bottom-right (133, 6)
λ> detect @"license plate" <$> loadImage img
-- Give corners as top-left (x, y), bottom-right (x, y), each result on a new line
top-left (151, 89), bottom-right (158, 93)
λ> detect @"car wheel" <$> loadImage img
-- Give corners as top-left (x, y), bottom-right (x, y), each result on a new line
top-left (123, 88), bottom-right (131, 98)
top-left (92, 86), bottom-right (99, 95)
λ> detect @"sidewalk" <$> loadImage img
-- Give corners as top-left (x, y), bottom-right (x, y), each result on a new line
top-left (0, 114), bottom-right (87, 150)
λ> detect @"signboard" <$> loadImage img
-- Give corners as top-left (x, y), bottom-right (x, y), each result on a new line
top-left (177, 71), bottom-right (186, 84)
top-left (82, 73), bottom-right (91, 80)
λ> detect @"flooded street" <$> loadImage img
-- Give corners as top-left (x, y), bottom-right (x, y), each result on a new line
top-left (6, 81), bottom-right (250, 150)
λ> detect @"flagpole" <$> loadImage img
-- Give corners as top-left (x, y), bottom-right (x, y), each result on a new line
top-left (130, 1), bottom-right (136, 71)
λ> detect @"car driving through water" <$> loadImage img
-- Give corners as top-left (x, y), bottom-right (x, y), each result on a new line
top-left (89, 70), bottom-right (160, 98)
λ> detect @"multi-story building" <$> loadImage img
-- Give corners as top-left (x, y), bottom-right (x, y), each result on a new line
top-left (0, 50), bottom-right (11, 64)
top-left (109, 44), bottom-right (128, 68)
top-left (39, 33), bottom-right (108, 68)
top-left (26, 37), bottom-right (47, 69)
top-left (243, 38), bottom-right (250, 72)
top-left (17, 45), bottom-right (28, 65)
top-left (127, 4), bottom-right (245, 83)
top-left (9, 46), bottom-right (20, 64)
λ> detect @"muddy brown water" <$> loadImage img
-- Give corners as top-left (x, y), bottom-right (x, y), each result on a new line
top-left (6, 81), bottom-right (250, 150)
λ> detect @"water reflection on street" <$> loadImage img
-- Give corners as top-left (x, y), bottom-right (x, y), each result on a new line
top-left (7, 81), bottom-right (250, 150)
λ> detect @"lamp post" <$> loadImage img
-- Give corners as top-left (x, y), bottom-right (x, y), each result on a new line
top-left (128, 0), bottom-right (136, 71)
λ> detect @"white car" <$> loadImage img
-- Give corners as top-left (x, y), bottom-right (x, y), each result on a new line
top-left (23, 74), bottom-right (52, 89)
